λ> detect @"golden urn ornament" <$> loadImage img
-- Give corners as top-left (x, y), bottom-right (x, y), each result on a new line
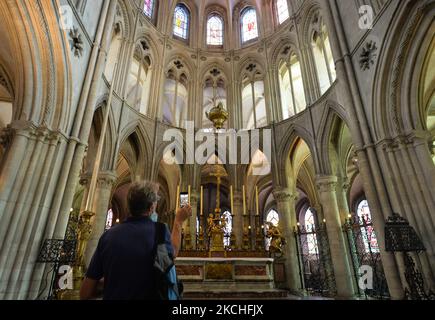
top-left (206, 102), bottom-right (229, 130)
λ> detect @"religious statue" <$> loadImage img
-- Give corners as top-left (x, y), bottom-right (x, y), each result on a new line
top-left (207, 213), bottom-right (227, 252)
top-left (207, 214), bottom-right (228, 236)
top-left (266, 222), bottom-right (286, 255)
top-left (207, 214), bottom-right (215, 236)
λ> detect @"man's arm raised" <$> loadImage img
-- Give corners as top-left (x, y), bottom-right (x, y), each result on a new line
top-left (171, 205), bottom-right (192, 257)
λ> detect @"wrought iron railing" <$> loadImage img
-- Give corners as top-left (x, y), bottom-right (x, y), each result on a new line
top-left (343, 215), bottom-right (389, 299)
top-left (294, 223), bottom-right (336, 297)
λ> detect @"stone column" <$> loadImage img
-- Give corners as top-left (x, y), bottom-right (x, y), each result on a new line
top-left (323, 0), bottom-right (405, 299)
top-left (316, 176), bottom-right (356, 299)
top-left (189, 192), bottom-right (198, 250)
top-left (382, 140), bottom-right (435, 288)
top-left (356, 149), bottom-right (405, 300)
top-left (84, 171), bottom-right (117, 266)
top-left (233, 191), bottom-right (244, 249)
top-left (273, 188), bottom-right (301, 294)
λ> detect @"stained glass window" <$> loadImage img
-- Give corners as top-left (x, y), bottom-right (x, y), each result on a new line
top-left (305, 208), bottom-right (319, 255)
top-left (173, 4), bottom-right (189, 39)
top-left (276, 0), bottom-right (289, 24)
top-left (144, 0), bottom-right (154, 18)
top-left (357, 200), bottom-right (380, 253)
top-left (207, 15), bottom-right (224, 45)
top-left (241, 8), bottom-right (258, 43)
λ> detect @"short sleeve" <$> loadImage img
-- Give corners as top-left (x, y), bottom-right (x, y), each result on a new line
top-left (86, 237), bottom-right (104, 280)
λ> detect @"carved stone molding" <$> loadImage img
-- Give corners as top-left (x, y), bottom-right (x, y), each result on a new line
top-left (79, 174), bottom-right (90, 187)
top-left (189, 191), bottom-right (199, 204)
top-left (97, 171), bottom-right (118, 189)
top-left (316, 176), bottom-right (338, 193)
top-left (69, 28), bottom-right (84, 58)
top-left (389, 4), bottom-right (429, 134)
top-left (380, 130), bottom-right (431, 152)
top-left (337, 177), bottom-right (350, 192)
top-left (273, 188), bottom-right (298, 203)
top-left (359, 41), bottom-right (378, 71)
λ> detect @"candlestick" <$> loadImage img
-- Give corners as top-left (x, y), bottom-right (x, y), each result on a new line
top-left (256, 186), bottom-right (259, 216)
top-left (188, 185), bottom-right (191, 204)
top-left (243, 185), bottom-right (246, 215)
top-left (230, 185), bottom-right (234, 214)
top-left (200, 185), bottom-right (203, 216)
top-left (176, 185), bottom-right (180, 209)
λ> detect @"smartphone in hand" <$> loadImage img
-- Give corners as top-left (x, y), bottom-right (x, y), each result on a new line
top-left (180, 192), bottom-right (189, 208)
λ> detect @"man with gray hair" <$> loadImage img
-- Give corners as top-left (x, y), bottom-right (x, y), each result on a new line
top-left (80, 181), bottom-right (191, 300)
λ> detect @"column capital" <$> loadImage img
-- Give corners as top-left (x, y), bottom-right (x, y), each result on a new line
top-left (316, 176), bottom-right (338, 193)
top-left (189, 191), bottom-right (199, 204)
top-left (79, 173), bottom-right (91, 186)
top-left (97, 171), bottom-right (117, 189)
top-left (337, 177), bottom-right (350, 192)
top-left (273, 187), bottom-right (298, 203)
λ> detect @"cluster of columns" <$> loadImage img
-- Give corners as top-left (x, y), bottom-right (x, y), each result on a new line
top-left (378, 134), bottom-right (435, 291)
top-left (321, 0), bottom-right (434, 298)
top-left (272, 180), bottom-right (356, 298)
top-left (0, 125), bottom-right (64, 299)
top-left (82, 172), bottom-right (118, 266)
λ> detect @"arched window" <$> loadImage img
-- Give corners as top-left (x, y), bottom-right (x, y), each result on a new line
top-left (144, 0), bottom-right (155, 18)
top-left (312, 20), bottom-right (336, 95)
top-left (265, 209), bottom-right (280, 250)
top-left (242, 80), bottom-right (267, 129)
top-left (207, 15), bottom-right (224, 46)
top-left (266, 209), bottom-right (280, 226)
top-left (222, 211), bottom-right (233, 248)
top-left (304, 208), bottom-right (319, 255)
top-left (276, 0), bottom-right (289, 24)
top-left (104, 25), bottom-right (122, 83)
top-left (173, 4), bottom-right (190, 40)
top-left (162, 70), bottom-right (188, 127)
top-left (105, 209), bottom-right (113, 230)
top-left (279, 53), bottom-right (306, 119)
top-left (126, 53), bottom-right (151, 114)
top-left (241, 7), bottom-right (258, 43)
top-left (357, 200), bottom-right (380, 253)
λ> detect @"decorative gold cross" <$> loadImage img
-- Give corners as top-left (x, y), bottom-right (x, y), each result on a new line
top-left (210, 168), bottom-right (227, 212)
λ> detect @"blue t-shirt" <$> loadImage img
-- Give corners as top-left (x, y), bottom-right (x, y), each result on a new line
top-left (86, 216), bottom-right (173, 300)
